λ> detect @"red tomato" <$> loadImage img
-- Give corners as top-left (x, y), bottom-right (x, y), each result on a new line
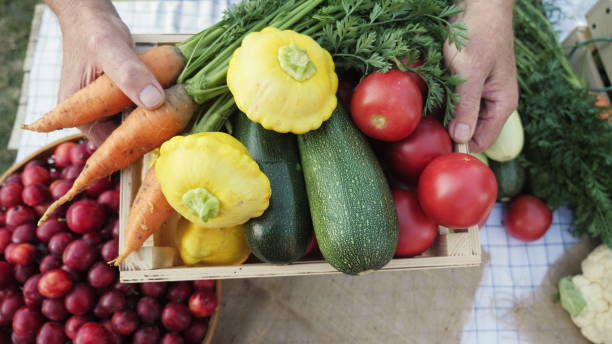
top-left (418, 153), bottom-right (497, 228)
top-left (350, 70), bottom-right (422, 141)
top-left (392, 190), bottom-right (438, 257)
top-left (383, 117), bottom-right (452, 183)
top-left (504, 195), bottom-right (552, 242)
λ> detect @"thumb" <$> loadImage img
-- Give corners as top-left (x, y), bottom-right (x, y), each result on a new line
top-left (449, 73), bottom-right (485, 144)
top-left (97, 37), bottom-right (165, 110)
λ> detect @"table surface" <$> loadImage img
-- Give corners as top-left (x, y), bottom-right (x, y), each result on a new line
top-left (11, 1), bottom-right (595, 343)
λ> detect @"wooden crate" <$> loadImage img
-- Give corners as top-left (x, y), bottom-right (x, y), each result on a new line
top-left (117, 35), bottom-right (481, 283)
top-left (563, 0), bottom-right (612, 103)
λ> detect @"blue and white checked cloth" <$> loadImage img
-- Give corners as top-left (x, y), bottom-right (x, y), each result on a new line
top-left (15, 2), bottom-right (590, 343)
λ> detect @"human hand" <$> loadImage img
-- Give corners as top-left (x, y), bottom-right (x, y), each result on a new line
top-left (47, 0), bottom-right (165, 146)
top-left (444, 0), bottom-right (518, 152)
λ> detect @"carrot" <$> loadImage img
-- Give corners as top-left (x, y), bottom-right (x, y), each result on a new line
top-left (38, 84), bottom-right (197, 225)
top-left (109, 168), bottom-right (174, 266)
top-left (22, 45), bottom-right (185, 133)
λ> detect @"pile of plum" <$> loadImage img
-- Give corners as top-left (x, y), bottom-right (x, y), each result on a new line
top-left (0, 140), bottom-right (218, 344)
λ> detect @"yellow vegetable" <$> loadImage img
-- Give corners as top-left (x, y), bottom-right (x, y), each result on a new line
top-left (175, 217), bottom-right (250, 266)
top-left (227, 27), bottom-right (338, 134)
top-left (155, 132), bottom-right (271, 229)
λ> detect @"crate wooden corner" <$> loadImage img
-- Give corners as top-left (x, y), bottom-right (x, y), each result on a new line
top-left (117, 34), bottom-right (481, 283)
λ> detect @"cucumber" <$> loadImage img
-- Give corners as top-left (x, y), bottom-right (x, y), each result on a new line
top-left (490, 158), bottom-right (526, 202)
top-left (297, 105), bottom-right (398, 275)
top-left (485, 110), bottom-right (524, 162)
top-left (233, 113), bottom-right (312, 264)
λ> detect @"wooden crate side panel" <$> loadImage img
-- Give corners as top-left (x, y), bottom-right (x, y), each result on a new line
top-left (586, 0), bottom-right (612, 83)
top-left (563, 26), bottom-right (609, 102)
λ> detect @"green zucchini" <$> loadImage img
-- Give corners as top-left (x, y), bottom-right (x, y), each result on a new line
top-left (490, 158), bottom-right (526, 202)
top-left (233, 113), bottom-right (312, 264)
top-left (297, 105), bottom-right (398, 275)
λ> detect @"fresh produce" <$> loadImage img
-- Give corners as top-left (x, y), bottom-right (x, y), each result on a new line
top-left (490, 158), bottom-right (526, 202)
top-left (228, 27), bottom-right (338, 133)
top-left (161, 303), bottom-right (192, 332)
top-left (66, 200), bottom-right (107, 234)
top-left (110, 168), bottom-right (174, 266)
top-left (392, 190), bottom-right (438, 257)
top-left (382, 116), bottom-right (452, 183)
top-left (87, 263), bottom-right (116, 289)
top-left (418, 153), bottom-right (497, 228)
top-left (189, 291), bottom-right (218, 318)
top-left (298, 105), bottom-right (398, 275)
top-left (484, 110), bottom-right (524, 162)
top-left (167, 282), bottom-right (193, 303)
top-left (21, 166), bottom-right (50, 186)
top-left (0, 139), bottom-right (219, 341)
top-left (36, 321), bottom-right (67, 343)
top-left (70, 144), bottom-right (91, 167)
top-left (504, 195), bottom-right (552, 242)
top-left (155, 132), bottom-right (271, 229)
top-left (41, 298), bottom-right (68, 321)
top-left (111, 310), bottom-right (139, 335)
top-left (75, 322), bottom-right (112, 344)
top-left (470, 152), bottom-right (488, 166)
top-left (351, 70), bottom-right (422, 141)
top-left (1, 183), bottom-right (23, 208)
top-left (515, 0), bottom-right (612, 246)
top-left (12, 306), bottom-right (44, 337)
top-left (21, 46), bottom-right (185, 133)
top-left (559, 245), bottom-right (612, 344)
top-left (141, 282), bottom-right (168, 298)
top-left (175, 218), bottom-right (250, 266)
top-left (37, 269), bottom-right (73, 298)
top-left (137, 296), bottom-right (161, 324)
top-left (63, 239), bottom-right (98, 271)
top-left (52, 142), bottom-right (75, 167)
top-left (39, 84), bottom-right (199, 224)
top-left (234, 112), bottom-right (312, 264)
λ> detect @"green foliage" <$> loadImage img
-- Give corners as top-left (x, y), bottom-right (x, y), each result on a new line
top-left (515, 0), bottom-right (612, 246)
top-left (180, 0), bottom-right (465, 123)
top-left (309, 0), bottom-right (465, 121)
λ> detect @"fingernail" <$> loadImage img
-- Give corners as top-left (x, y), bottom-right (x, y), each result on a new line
top-left (454, 123), bottom-right (471, 142)
top-left (139, 85), bottom-right (163, 108)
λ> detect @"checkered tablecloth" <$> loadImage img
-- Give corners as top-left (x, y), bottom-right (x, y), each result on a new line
top-left (13, 2), bottom-right (586, 343)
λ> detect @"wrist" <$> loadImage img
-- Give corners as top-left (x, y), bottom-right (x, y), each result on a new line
top-left (461, 0), bottom-right (515, 13)
top-left (46, 0), bottom-right (117, 28)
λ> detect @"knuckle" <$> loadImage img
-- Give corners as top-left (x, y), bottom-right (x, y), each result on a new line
top-left (115, 62), bottom-right (145, 89)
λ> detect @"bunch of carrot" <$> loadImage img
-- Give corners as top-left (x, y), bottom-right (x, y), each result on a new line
top-left (29, 0), bottom-right (330, 266)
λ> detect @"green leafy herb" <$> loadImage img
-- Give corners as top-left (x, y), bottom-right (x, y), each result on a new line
top-left (514, 0), bottom-right (612, 246)
top-left (176, 0), bottom-right (466, 127)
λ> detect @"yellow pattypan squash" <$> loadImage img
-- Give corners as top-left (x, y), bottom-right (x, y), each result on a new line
top-left (155, 132), bottom-right (271, 229)
top-left (175, 217), bottom-right (250, 266)
top-left (227, 26), bottom-right (338, 134)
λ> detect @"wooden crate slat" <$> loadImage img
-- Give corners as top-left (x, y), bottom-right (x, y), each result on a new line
top-left (119, 255), bottom-right (481, 282)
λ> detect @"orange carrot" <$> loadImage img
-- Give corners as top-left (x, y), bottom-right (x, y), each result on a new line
top-left (38, 84), bottom-right (197, 225)
top-left (22, 45), bottom-right (185, 133)
top-left (109, 168), bottom-right (174, 266)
